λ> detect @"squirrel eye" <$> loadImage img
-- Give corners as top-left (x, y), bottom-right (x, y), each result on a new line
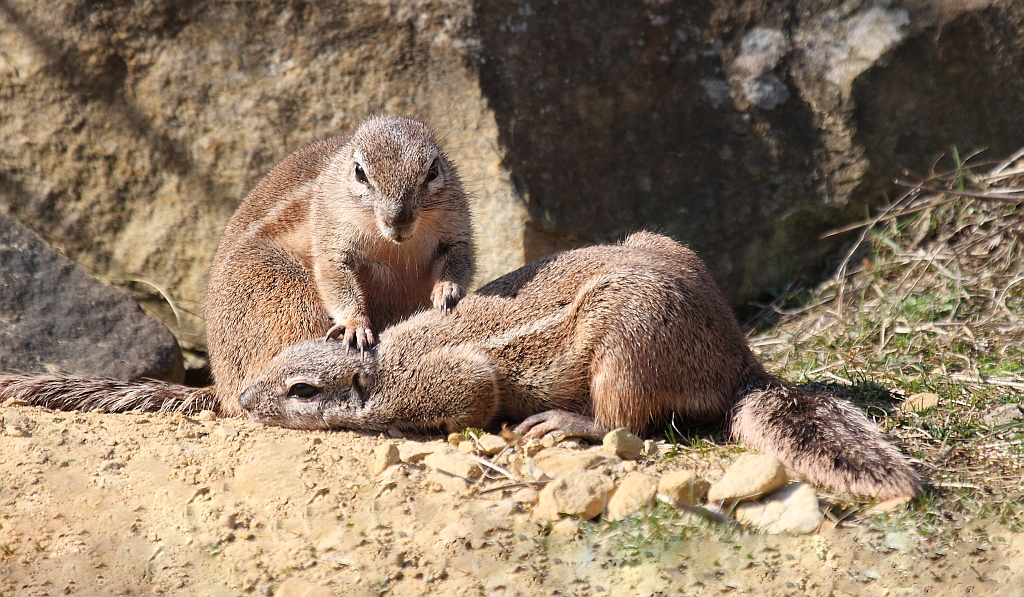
top-left (354, 163), bottom-right (369, 185)
top-left (424, 158), bottom-right (439, 184)
top-left (287, 383), bottom-right (320, 399)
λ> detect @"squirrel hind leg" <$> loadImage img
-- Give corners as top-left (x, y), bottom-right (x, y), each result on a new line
top-left (587, 353), bottom-right (657, 436)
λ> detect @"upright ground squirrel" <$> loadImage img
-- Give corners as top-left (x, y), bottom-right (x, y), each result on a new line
top-left (0, 115), bottom-right (474, 415)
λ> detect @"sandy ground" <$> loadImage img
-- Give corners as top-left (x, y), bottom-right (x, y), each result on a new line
top-left (1, 405), bottom-right (1022, 597)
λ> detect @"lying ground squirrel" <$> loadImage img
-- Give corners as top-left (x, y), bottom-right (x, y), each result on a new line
top-left (0, 115), bottom-right (474, 416)
top-left (240, 232), bottom-right (921, 499)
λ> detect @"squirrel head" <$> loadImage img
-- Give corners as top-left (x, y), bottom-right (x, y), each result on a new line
top-left (345, 115), bottom-right (456, 243)
top-left (239, 339), bottom-right (376, 430)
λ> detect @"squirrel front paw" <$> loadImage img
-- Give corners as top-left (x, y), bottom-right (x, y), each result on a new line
top-left (431, 281), bottom-right (465, 314)
top-left (325, 314), bottom-right (376, 353)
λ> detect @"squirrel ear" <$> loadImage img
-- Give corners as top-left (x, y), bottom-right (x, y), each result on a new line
top-left (351, 373), bottom-right (364, 399)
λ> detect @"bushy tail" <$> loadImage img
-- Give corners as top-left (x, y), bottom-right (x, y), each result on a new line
top-left (729, 382), bottom-right (922, 500)
top-left (0, 374), bottom-right (218, 415)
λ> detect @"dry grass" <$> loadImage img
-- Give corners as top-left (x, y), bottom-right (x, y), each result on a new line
top-left (750, 147), bottom-right (1024, 538)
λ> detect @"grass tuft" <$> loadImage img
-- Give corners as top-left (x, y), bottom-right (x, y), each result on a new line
top-left (751, 146), bottom-right (1024, 538)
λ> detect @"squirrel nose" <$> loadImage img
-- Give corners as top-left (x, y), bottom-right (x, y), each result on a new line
top-left (382, 207), bottom-right (416, 229)
top-left (237, 388), bottom-right (254, 410)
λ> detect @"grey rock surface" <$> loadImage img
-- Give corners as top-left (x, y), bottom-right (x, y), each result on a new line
top-left (1, 0), bottom-right (1021, 354)
top-left (0, 214), bottom-right (184, 382)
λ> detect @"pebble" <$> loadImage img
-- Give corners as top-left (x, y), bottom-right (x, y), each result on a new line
top-left (424, 447), bottom-right (482, 480)
top-left (863, 496), bottom-right (912, 515)
top-left (398, 441), bottom-right (436, 463)
top-left (522, 439), bottom-right (545, 457)
top-left (476, 433), bottom-right (508, 455)
top-left (533, 448), bottom-right (609, 479)
top-left (733, 482), bottom-right (822, 534)
top-left (373, 441), bottom-right (401, 474)
top-left (551, 518), bottom-right (581, 539)
top-left (605, 472), bottom-right (658, 521)
top-left (274, 577), bottom-right (333, 597)
top-left (707, 453), bottom-right (788, 503)
top-left (657, 470), bottom-right (710, 506)
top-left (602, 428), bottom-right (644, 460)
top-left (196, 410), bottom-right (217, 421)
top-left (902, 392), bottom-right (940, 412)
top-left (213, 426), bottom-right (238, 438)
top-left (447, 433), bottom-right (462, 447)
top-left (534, 469), bottom-right (615, 521)
top-left (883, 531), bottom-right (911, 551)
top-left (511, 487), bottom-right (539, 506)
top-left (642, 439), bottom-right (659, 457)
top-left (174, 418), bottom-right (204, 439)
top-left (458, 440), bottom-right (476, 454)
top-left (982, 403), bottom-right (1024, 427)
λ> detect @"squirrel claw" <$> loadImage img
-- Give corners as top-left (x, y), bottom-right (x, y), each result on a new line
top-left (325, 321), bottom-right (376, 353)
top-left (431, 281), bottom-right (465, 315)
top-left (514, 410), bottom-right (606, 441)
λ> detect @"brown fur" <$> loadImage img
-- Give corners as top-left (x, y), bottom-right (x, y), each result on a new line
top-left (0, 116), bottom-right (474, 416)
top-left (240, 232), bottom-right (921, 499)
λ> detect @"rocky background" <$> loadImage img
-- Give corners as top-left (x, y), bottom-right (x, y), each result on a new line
top-left (2, 0), bottom-right (1022, 364)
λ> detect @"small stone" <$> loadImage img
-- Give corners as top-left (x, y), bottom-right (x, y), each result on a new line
top-left (398, 441), bottom-right (435, 463)
top-left (274, 577), bottom-right (333, 597)
top-left (476, 433), bottom-right (508, 456)
top-left (512, 487), bottom-right (539, 505)
top-left (424, 470), bottom-right (474, 496)
top-left (734, 482), bottom-right (822, 535)
top-left (174, 418), bottom-right (203, 439)
top-left (213, 426), bottom-right (238, 438)
top-left (533, 448), bottom-right (610, 479)
top-left (642, 439), bottom-right (659, 457)
top-left (534, 470), bottom-right (615, 521)
top-left (373, 441), bottom-right (401, 474)
top-left (458, 440), bottom-right (476, 454)
top-left (558, 438), bottom-right (583, 450)
top-left (883, 531), bottom-right (911, 551)
top-left (657, 470), bottom-right (710, 506)
top-left (902, 393), bottom-right (940, 412)
top-left (982, 403), bottom-right (1024, 427)
top-left (424, 447), bottom-right (482, 480)
top-left (707, 453), bottom-right (788, 503)
top-left (4, 424), bottom-right (30, 437)
top-left (605, 473), bottom-right (659, 521)
top-left (196, 410), bottom-right (217, 421)
top-left (602, 428), bottom-right (644, 460)
top-left (863, 496), bottom-right (912, 515)
top-left (522, 439), bottom-right (545, 457)
top-left (447, 432), bottom-right (462, 447)
top-left (540, 436), bottom-right (557, 449)
top-left (386, 427), bottom-right (405, 438)
top-left (551, 518), bottom-right (581, 540)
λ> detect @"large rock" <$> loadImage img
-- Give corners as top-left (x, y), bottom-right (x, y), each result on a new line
top-left (477, 0), bottom-right (1024, 308)
top-left (0, 0), bottom-right (528, 352)
top-left (3, 0), bottom-right (1023, 358)
top-left (0, 215), bottom-right (184, 382)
